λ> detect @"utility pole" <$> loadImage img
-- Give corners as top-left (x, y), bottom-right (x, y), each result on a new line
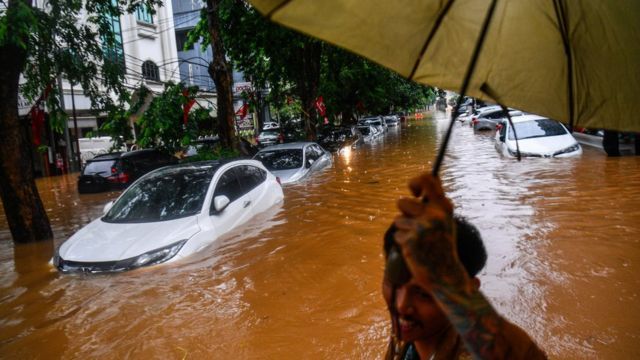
top-left (57, 75), bottom-right (74, 174)
top-left (70, 82), bottom-right (81, 170)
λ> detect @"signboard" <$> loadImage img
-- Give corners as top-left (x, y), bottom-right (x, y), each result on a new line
top-left (233, 82), bottom-right (253, 94)
top-left (236, 117), bottom-right (254, 130)
top-left (18, 93), bottom-right (32, 116)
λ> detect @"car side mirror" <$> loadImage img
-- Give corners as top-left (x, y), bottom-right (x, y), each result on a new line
top-left (213, 195), bottom-right (230, 213)
top-left (103, 200), bottom-right (114, 215)
top-left (306, 159), bottom-right (315, 168)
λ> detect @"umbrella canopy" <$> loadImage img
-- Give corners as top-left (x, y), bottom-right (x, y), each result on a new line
top-left (249, 0), bottom-right (640, 133)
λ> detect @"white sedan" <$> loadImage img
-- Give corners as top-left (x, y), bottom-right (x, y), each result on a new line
top-left (495, 115), bottom-right (582, 158)
top-left (53, 159), bottom-right (284, 273)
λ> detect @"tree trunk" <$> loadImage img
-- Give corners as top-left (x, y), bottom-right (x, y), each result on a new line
top-left (0, 30), bottom-right (54, 243)
top-left (206, 0), bottom-right (238, 151)
top-left (294, 40), bottom-right (322, 141)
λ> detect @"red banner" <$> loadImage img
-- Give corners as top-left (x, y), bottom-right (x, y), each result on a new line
top-left (182, 89), bottom-right (196, 125)
top-left (29, 83), bottom-right (53, 146)
top-left (314, 96), bottom-right (326, 117)
top-left (31, 106), bottom-right (45, 146)
top-left (235, 103), bottom-right (249, 119)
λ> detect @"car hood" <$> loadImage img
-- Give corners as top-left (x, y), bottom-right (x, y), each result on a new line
top-left (58, 216), bottom-right (201, 262)
top-left (270, 168), bottom-right (306, 184)
top-left (508, 134), bottom-right (578, 156)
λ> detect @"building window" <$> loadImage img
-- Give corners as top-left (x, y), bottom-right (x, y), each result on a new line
top-left (142, 61), bottom-right (160, 81)
top-left (175, 30), bottom-right (194, 52)
top-left (102, 3), bottom-right (126, 74)
top-left (136, 5), bottom-right (154, 24)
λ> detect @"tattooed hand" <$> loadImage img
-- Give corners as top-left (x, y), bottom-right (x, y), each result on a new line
top-left (392, 173), bottom-right (471, 292)
top-left (391, 173), bottom-right (548, 359)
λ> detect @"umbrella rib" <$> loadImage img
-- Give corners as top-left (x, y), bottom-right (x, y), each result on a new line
top-left (266, 0), bottom-right (293, 19)
top-left (552, 0), bottom-right (575, 130)
top-left (432, 0), bottom-right (499, 176)
top-left (409, 0), bottom-right (457, 81)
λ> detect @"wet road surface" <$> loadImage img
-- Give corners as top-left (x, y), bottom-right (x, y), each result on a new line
top-left (1, 112), bottom-right (639, 358)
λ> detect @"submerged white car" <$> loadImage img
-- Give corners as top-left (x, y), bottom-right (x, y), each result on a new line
top-left (253, 142), bottom-right (332, 184)
top-left (495, 115), bottom-right (582, 158)
top-left (53, 160), bottom-right (284, 273)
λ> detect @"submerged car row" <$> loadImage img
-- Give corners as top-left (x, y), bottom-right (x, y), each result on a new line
top-left (60, 114), bottom-right (401, 274)
top-left (460, 105), bottom-right (582, 158)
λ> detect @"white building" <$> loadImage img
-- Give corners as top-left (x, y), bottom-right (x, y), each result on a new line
top-left (16, 2), bottom-right (181, 175)
top-left (64, 3), bottom-right (181, 137)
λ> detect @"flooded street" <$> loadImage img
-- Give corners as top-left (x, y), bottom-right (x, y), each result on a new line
top-left (1, 112), bottom-right (639, 358)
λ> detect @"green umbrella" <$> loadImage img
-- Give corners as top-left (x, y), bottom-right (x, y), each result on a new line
top-left (248, 0), bottom-right (640, 135)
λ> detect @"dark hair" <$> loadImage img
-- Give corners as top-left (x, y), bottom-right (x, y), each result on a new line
top-left (453, 215), bottom-right (487, 277)
top-left (383, 215), bottom-right (487, 277)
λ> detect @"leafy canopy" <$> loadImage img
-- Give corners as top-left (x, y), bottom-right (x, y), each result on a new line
top-left (0, 0), bottom-right (163, 128)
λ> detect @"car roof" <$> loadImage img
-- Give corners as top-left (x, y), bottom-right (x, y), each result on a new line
top-left (476, 105), bottom-right (502, 113)
top-left (257, 142), bottom-right (316, 151)
top-left (509, 114), bottom-right (550, 124)
top-left (89, 152), bottom-right (123, 161)
top-left (151, 160), bottom-right (224, 174)
top-left (120, 149), bottom-right (163, 158)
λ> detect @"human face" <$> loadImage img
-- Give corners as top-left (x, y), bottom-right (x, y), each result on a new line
top-left (382, 277), bottom-right (449, 343)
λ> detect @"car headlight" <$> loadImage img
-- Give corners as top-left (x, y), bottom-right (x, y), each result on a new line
top-left (129, 239), bottom-right (188, 268)
top-left (554, 143), bottom-right (580, 156)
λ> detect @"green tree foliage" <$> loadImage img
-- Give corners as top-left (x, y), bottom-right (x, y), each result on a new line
top-left (320, 48), bottom-right (435, 122)
top-left (0, 0), bottom-right (162, 243)
top-left (191, 1), bottom-right (434, 136)
top-left (188, 0), bottom-right (323, 139)
top-left (136, 82), bottom-right (210, 154)
top-left (2, 0), bottom-right (160, 122)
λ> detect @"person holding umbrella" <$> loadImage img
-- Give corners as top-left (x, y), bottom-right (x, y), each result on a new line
top-left (383, 173), bottom-right (546, 359)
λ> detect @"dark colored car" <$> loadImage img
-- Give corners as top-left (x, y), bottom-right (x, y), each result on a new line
top-left (317, 126), bottom-right (362, 152)
top-left (77, 149), bottom-right (178, 193)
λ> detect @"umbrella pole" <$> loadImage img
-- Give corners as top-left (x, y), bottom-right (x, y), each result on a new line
top-left (431, 0), bottom-right (498, 176)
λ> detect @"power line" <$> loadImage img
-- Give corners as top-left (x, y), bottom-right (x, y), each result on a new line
top-left (122, 11), bottom-right (200, 46)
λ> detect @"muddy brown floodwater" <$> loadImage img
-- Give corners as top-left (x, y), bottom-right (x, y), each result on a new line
top-left (1, 112), bottom-right (639, 359)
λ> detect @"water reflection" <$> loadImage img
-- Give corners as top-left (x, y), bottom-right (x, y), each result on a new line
top-left (0, 113), bottom-right (639, 358)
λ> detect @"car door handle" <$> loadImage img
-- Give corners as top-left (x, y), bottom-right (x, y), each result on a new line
top-left (243, 200), bottom-right (251, 208)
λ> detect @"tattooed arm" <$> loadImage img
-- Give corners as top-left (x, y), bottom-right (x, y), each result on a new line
top-left (393, 173), bottom-right (546, 359)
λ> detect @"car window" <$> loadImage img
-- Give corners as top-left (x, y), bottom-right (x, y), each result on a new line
top-left (312, 145), bottom-right (324, 158)
top-left (254, 149), bottom-right (303, 170)
top-left (305, 146), bottom-right (319, 161)
top-left (83, 159), bottom-right (116, 175)
top-left (128, 152), bottom-right (151, 169)
top-left (499, 122), bottom-right (507, 139)
top-left (212, 167), bottom-right (244, 208)
top-left (509, 119), bottom-right (568, 140)
top-left (103, 167), bottom-right (214, 223)
top-left (237, 165), bottom-right (267, 193)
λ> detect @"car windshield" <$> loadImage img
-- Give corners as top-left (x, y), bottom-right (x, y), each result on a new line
top-left (509, 119), bottom-right (567, 140)
top-left (254, 149), bottom-right (303, 170)
top-left (102, 166), bottom-right (215, 223)
top-left (83, 159), bottom-right (116, 175)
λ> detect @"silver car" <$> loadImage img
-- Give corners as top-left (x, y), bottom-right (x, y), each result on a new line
top-left (256, 129), bottom-right (283, 148)
top-left (472, 108), bottom-right (522, 132)
top-left (253, 142), bottom-right (332, 184)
